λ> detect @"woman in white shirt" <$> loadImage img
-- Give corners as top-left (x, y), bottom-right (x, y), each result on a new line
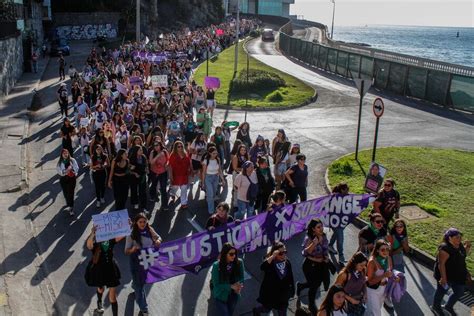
top-left (56, 149), bottom-right (79, 216)
top-left (202, 146), bottom-right (225, 214)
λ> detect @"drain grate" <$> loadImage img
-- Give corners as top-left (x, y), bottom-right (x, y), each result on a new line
top-left (459, 291), bottom-right (474, 307)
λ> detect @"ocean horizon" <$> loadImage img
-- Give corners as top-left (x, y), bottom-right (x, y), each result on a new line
top-left (328, 24), bottom-right (474, 68)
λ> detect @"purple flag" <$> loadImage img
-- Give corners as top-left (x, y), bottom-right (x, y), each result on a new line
top-left (204, 76), bottom-right (221, 89)
top-left (140, 193), bottom-right (373, 283)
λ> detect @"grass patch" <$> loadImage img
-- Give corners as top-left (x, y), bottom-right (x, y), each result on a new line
top-left (193, 40), bottom-right (314, 108)
top-left (327, 147), bottom-right (474, 273)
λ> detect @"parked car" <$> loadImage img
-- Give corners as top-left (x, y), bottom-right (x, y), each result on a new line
top-left (261, 29), bottom-right (274, 41)
top-left (50, 38), bottom-right (70, 56)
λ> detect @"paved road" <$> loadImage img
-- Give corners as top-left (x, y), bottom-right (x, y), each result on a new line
top-left (2, 36), bottom-right (473, 316)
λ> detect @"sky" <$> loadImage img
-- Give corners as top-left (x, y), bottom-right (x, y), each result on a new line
top-left (290, 0), bottom-right (474, 27)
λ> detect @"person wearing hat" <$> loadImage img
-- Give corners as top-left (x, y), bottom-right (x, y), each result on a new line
top-left (431, 228), bottom-right (471, 316)
top-left (234, 161), bottom-right (258, 220)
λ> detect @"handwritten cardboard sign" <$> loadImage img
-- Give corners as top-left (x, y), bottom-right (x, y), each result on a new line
top-left (151, 75), bottom-right (168, 88)
top-left (92, 210), bottom-right (131, 242)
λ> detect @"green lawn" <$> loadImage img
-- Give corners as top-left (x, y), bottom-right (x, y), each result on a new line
top-left (327, 147), bottom-right (474, 273)
top-left (193, 41), bottom-right (315, 108)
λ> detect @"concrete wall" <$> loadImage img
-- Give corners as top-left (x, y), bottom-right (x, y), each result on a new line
top-left (53, 12), bottom-right (120, 40)
top-left (0, 35), bottom-right (23, 96)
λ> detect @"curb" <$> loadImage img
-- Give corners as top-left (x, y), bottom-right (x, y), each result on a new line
top-left (323, 157), bottom-right (438, 270)
top-left (4, 57), bottom-right (50, 193)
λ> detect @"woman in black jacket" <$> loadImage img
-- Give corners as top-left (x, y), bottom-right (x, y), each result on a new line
top-left (129, 145), bottom-right (148, 214)
top-left (252, 241), bottom-right (295, 316)
top-left (255, 156), bottom-right (275, 213)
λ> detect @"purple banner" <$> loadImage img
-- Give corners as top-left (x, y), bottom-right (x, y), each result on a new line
top-left (129, 76), bottom-right (144, 87)
top-left (132, 51), bottom-right (168, 63)
top-left (204, 76), bottom-right (221, 89)
top-left (139, 193), bottom-right (372, 283)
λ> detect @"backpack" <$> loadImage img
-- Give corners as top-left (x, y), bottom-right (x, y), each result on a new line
top-left (246, 175), bottom-right (259, 204)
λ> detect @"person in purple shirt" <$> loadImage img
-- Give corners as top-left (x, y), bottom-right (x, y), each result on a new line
top-left (296, 218), bottom-right (331, 314)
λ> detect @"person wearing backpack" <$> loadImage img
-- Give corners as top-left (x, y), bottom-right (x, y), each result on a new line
top-left (334, 252), bottom-right (368, 316)
top-left (57, 83), bottom-right (69, 118)
top-left (234, 161), bottom-right (258, 220)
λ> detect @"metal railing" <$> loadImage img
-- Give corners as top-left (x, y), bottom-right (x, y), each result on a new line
top-left (278, 20), bottom-right (474, 113)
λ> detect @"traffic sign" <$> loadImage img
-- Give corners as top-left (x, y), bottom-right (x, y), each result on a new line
top-left (354, 78), bottom-right (371, 97)
top-left (373, 98), bottom-right (384, 118)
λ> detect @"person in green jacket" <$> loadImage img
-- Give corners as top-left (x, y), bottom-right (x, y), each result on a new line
top-left (211, 242), bottom-right (245, 315)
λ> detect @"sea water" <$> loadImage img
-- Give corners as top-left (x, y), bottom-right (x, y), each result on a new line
top-left (333, 25), bottom-right (474, 67)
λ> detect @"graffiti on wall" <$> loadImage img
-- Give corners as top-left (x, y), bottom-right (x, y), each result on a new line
top-left (56, 24), bottom-right (117, 40)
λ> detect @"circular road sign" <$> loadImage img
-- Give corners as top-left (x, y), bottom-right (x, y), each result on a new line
top-left (373, 98), bottom-right (384, 118)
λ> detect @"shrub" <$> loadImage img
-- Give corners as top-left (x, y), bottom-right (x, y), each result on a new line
top-left (266, 90), bottom-right (284, 102)
top-left (331, 160), bottom-right (353, 176)
top-left (231, 69), bottom-right (285, 94)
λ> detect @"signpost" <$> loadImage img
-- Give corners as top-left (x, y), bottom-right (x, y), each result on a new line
top-left (372, 98), bottom-right (384, 162)
top-left (354, 78), bottom-right (372, 160)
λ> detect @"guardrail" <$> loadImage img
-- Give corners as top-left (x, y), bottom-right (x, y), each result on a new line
top-left (279, 20), bottom-right (474, 112)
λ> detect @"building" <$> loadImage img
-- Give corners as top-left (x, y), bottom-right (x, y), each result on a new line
top-left (227, 0), bottom-right (294, 18)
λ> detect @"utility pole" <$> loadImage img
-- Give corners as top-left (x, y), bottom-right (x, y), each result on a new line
top-left (330, 0), bottom-right (335, 39)
top-left (225, 0), bottom-right (229, 17)
top-left (136, 0), bottom-right (141, 43)
top-left (234, 0), bottom-right (240, 74)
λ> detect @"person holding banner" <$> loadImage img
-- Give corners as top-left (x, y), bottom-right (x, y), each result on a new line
top-left (56, 149), bottom-right (79, 216)
top-left (329, 182), bottom-right (350, 264)
top-left (296, 218), bottom-right (331, 314)
top-left (168, 141), bottom-right (192, 210)
top-left (210, 243), bottom-right (245, 316)
top-left (252, 241), bottom-right (295, 316)
top-left (85, 225), bottom-right (123, 316)
top-left (285, 154), bottom-right (308, 204)
top-left (206, 88), bottom-right (216, 117)
top-left (125, 213), bottom-right (162, 316)
top-left (205, 202), bottom-right (234, 230)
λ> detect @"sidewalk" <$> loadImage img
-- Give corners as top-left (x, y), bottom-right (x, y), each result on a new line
top-left (0, 56), bottom-right (51, 316)
top-left (0, 56), bottom-right (50, 193)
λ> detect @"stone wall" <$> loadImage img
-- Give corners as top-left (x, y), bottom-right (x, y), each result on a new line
top-left (0, 35), bottom-right (23, 96)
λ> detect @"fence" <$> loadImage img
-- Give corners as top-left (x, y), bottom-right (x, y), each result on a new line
top-left (278, 25), bottom-right (474, 113)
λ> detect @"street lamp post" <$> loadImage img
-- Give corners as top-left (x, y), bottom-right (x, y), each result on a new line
top-left (330, 0), bottom-right (335, 39)
top-left (234, 0), bottom-right (240, 74)
top-left (136, 0), bottom-right (141, 43)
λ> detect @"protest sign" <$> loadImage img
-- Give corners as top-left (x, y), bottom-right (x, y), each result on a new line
top-left (364, 162), bottom-right (387, 193)
top-left (204, 76), bottom-right (220, 89)
top-left (141, 193), bottom-right (372, 283)
top-left (115, 81), bottom-right (128, 96)
top-left (151, 75), bottom-right (168, 88)
top-left (92, 210), bottom-right (131, 243)
top-left (144, 89), bottom-right (155, 99)
top-left (130, 76), bottom-right (144, 87)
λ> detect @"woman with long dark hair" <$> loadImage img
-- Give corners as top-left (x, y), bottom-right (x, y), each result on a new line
top-left (252, 241), bottom-right (295, 316)
top-left (201, 146), bottom-right (225, 214)
top-left (108, 149), bottom-right (130, 210)
top-left (85, 225), bottom-right (123, 315)
top-left (210, 243), bottom-right (244, 315)
top-left (236, 122), bottom-right (251, 149)
top-left (60, 117), bottom-right (75, 156)
top-left (334, 252), bottom-right (368, 316)
top-left (129, 145), bottom-right (148, 213)
top-left (358, 213), bottom-right (387, 256)
top-left (230, 144), bottom-right (249, 209)
top-left (168, 140), bottom-right (192, 210)
top-left (90, 144), bottom-right (109, 208)
top-left (296, 218), bottom-right (331, 314)
top-left (189, 132), bottom-right (207, 184)
top-left (255, 156), bottom-right (275, 213)
top-left (387, 219), bottom-right (409, 273)
top-left (284, 154), bottom-right (308, 203)
top-left (125, 213), bottom-right (162, 316)
top-left (149, 141), bottom-right (169, 211)
top-left (56, 149), bottom-right (79, 216)
top-left (366, 239), bottom-right (393, 316)
top-left (317, 285), bottom-right (348, 316)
